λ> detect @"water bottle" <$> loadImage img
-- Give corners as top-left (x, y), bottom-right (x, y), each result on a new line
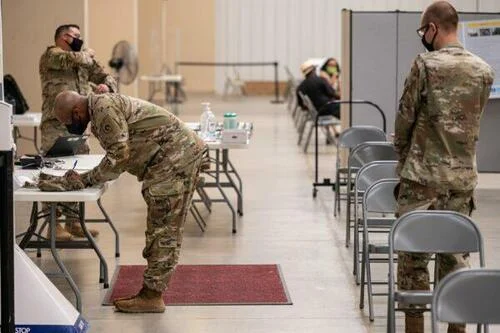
top-left (200, 102), bottom-right (211, 139)
top-left (207, 110), bottom-right (217, 140)
top-left (200, 102), bottom-right (217, 140)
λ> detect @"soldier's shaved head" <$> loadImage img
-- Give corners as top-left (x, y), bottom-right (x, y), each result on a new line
top-left (54, 91), bottom-right (88, 125)
top-left (422, 1), bottom-right (459, 32)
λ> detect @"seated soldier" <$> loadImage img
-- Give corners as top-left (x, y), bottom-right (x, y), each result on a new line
top-left (53, 91), bottom-right (207, 313)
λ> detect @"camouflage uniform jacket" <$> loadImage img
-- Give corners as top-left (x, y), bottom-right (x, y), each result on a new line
top-left (81, 93), bottom-right (206, 189)
top-left (39, 46), bottom-right (117, 126)
top-left (395, 43), bottom-right (494, 191)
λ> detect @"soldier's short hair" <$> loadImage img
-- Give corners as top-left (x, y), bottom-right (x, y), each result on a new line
top-left (422, 1), bottom-right (458, 32)
top-left (54, 24), bottom-right (80, 42)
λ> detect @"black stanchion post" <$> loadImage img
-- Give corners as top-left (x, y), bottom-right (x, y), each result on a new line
top-left (0, 150), bottom-right (15, 333)
top-left (270, 61), bottom-right (284, 104)
top-left (313, 114), bottom-right (319, 197)
top-left (310, 100), bottom-right (387, 197)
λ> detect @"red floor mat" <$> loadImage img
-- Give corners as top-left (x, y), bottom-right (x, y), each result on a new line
top-left (103, 264), bottom-right (292, 305)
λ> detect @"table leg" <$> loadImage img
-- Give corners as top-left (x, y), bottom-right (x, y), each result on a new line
top-left (33, 126), bottom-right (40, 153)
top-left (197, 187), bottom-right (212, 212)
top-left (36, 204), bottom-right (46, 258)
top-left (164, 82), bottom-right (170, 103)
top-left (174, 82), bottom-right (179, 103)
top-left (148, 82), bottom-right (155, 102)
top-left (49, 203), bottom-right (82, 312)
top-left (12, 126), bottom-right (40, 154)
top-left (190, 205), bottom-right (206, 232)
top-left (19, 202), bottom-right (39, 249)
top-left (215, 149), bottom-right (237, 233)
top-left (12, 127), bottom-right (19, 145)
top-left (78, 202), bottom-right (109, 288)
top-left (97, 198), bottom-right (120, 258)
top-left (222, 149), bottom-right (244, 216)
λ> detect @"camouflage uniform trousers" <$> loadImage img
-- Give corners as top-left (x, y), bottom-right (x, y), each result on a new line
top-left (40, 119), bottom-right (90, 223)
top-left (141, 155), bottom-right (203, 292)
top-left (396, 178), bottom-right (474, 333)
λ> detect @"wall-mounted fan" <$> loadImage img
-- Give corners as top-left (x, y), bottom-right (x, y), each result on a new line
top-left (108, 40), bottom-right (138, 92)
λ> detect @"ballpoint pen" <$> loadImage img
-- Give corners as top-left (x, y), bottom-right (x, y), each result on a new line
top-left (72, 160), bottom-right (78, 170)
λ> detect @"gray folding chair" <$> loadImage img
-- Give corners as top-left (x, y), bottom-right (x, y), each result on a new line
top-left (334, 126), bottom-right (387, 218)
top-left (293, 89), bottom-right (305, 128)
top-left (296, 91), bottom-right (311, 139)
top-left (300, 94), bottom-right (340, 153)
top-left (345, 142), bottom-right (397, 248)
top-left (358, 178), bottom-right (398, 321)
top-left (353, 161), bottom-right (398, 285)
top-left (284, 66), bottom-right (301, 112)
top-left (223, 68), bottom-right (246, 99)
top-left (388, 211), bottom-right (485, 333)
top-left (432, 269), bottom-right (500, 333)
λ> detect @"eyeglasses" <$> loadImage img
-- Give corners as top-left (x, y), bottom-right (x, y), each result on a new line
top-left (416, 24), bottom-right (429, 38)
top-left (65, 33), bottom-right (81, 40)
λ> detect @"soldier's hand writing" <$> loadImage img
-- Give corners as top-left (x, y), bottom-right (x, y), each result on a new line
top-left (96, 84), bottom-right (110, 94)
top-left (64, 170), bottom-right (82, 182)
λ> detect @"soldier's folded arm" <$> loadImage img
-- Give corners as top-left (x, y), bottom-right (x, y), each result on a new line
top-left (394, 57), bottom-right (423, 169)
top-left (46, 47), bottom-right (94, 70)
top-left (81, 112), bottom-right (129, 186)
top-left (89, 60), bottom-right (118, 92)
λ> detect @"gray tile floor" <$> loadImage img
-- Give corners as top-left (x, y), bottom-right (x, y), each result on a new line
top-left (14, 95), bottom-right (500, 332)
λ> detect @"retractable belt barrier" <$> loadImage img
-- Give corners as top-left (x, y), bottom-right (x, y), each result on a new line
top-left (175, 61), bottom-right (284, 104)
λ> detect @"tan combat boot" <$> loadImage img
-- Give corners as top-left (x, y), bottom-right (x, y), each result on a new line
top-left (65, 221), bottom-right (99, 238)
top-left (47, 223), bottom-right (73, 241)
top-left (114, 286), bottom-right (165, 313)
top-left (448, 323), bottom-right (466, 333)
top-left (405, 314), bottom-right (424, 333)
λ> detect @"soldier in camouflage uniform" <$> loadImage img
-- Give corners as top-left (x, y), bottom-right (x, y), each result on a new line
top-left (39, 24), bottom-right (117, 240)
top-left (394, 2), bottom-right (494, 332)
top-left (53, 91), bottom-right (207, 313)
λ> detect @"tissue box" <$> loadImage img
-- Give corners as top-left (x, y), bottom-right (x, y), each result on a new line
top-left (221, 129), bottom-right (248, 144)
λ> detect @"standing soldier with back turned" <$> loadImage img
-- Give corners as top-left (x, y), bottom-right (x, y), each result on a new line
top-left (394, 2), bottom-right (494, 333)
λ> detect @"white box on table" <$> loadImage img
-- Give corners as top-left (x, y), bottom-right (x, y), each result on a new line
top-left (221, 129), bottom-right (248, 144)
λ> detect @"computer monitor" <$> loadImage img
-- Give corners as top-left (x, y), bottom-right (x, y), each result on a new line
top-left (44, 135), bottom-right (88, 157)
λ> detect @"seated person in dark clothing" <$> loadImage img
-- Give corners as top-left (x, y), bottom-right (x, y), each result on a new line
top-left (296, 60), bottom-right (340, 119)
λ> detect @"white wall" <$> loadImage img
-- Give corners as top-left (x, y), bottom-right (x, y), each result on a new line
top-left (215, 0), bottom-right (500, 93)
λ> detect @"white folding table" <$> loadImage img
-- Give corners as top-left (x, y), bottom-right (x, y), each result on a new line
top-left (15, 155), bottom-right (117, 311)
top-left (12, 112), bottom-right (42, 153)
top-left (186, 122), bottom-right (252, 233)
top-left (15, 170), bottom-right (109, 312)
top-left (140, 74), bottom-right (184, 114)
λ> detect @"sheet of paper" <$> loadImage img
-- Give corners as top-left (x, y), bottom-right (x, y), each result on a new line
top-left (459, 19), bottom-right (500, 99)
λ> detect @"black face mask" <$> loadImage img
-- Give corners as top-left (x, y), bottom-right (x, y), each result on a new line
top-left (67, 37), bottom-right (84, 52)
top-left (66, 113), bottom-right (88, 135)
top-left (421, 27), bottom-right (438, 52)
top-left (66, 122), bottom-right (87, 135)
